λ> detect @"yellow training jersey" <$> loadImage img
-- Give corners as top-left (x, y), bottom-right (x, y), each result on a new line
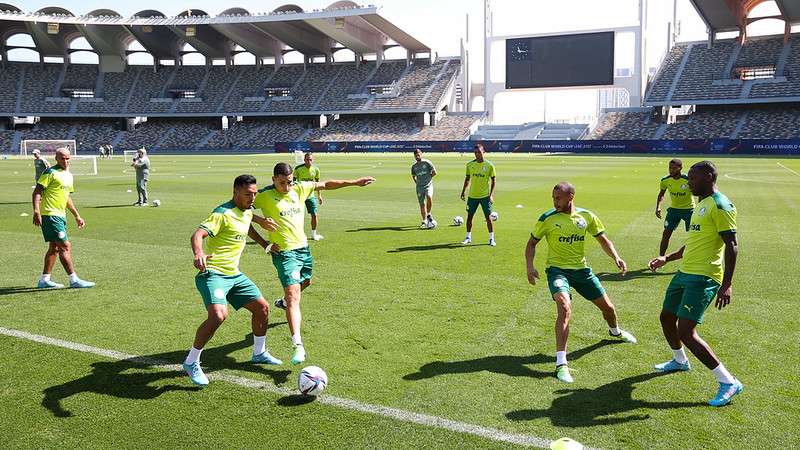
top-left (465, 160), bottom-right (496, 199)
top-left (660, 174), bottom-right (694, 209)
top-left (293, 164), bottom-right (320, 182)
top-left (254, 181), bottom-right (316, 252)
top-left (680, 192), bottom-right (737, 284)
top-left (532, 208), bottom-right (606, 270)
top-left (37, 165), bottom-right (74, 218)
top-left (198, 201), bottom-right (253, 276)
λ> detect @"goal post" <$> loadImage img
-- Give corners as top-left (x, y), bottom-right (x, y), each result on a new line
top-left (20, 140), bottom-right (77, 157)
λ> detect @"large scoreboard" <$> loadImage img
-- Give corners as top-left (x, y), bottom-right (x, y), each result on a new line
top-left (506, 32), bottom-right (615, 89)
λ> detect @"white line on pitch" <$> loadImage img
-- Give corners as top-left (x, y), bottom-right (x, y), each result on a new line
top-left (0, 326), bottom-right (567, 449)
top-left (777, 162), bottom-right (800, 177)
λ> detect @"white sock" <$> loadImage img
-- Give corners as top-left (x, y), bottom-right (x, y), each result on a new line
top-left (311, 229), bottom-right (317, 237)
top-left (672, 347), bottom-right (689, 364)
top-left (253, 335), bottom-right (266, 356)
top-left (466, 232), bottom-right (472, 239)
top-left (712, 363), bottom-right (736, 384)
top-left (556, 351), bottom-right (567, 367)
top-left (489, 232), bottom-right (495, 240)
top-left (184, 347), bottom-right (203, 365)
top-left (68, 273), bottom-right (79, 283)
top-left (40, 274), bottom-right (51, 282)
top-left (292, 334), bottom-right (303, 346)
top-left (609, 326), bottom-right (621, 336)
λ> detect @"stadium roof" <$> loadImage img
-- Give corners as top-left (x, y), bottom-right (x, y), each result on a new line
top-left (0, 2), bottom-right (430, 60)
top-left (689, 0), bottom-right (800, 33)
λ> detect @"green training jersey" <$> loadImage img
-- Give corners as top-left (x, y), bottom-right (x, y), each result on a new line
top-left (34, 158), bottom-right (50, 182)
top-left (465, 160), bottom-right (496, 199)
top-left (198, 201), bottom-right (252, 276)
top-left (254, 181), bottom-right (316, 252)
top-left (532, 207), bottom-right (606, 270)
top-left (681, 192), bottom-right (737, 284)
top-left (294, 164), bottom-right (320, 182)
top-left (37, 165), bottom-right (74, 218)
top-left (660, 174), bottom-right (694, 209)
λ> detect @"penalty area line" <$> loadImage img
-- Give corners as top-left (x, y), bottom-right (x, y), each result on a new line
top-left (777, 162), bottom-right (800, 178)
top-left (0, 326), bottom-right (567, 449)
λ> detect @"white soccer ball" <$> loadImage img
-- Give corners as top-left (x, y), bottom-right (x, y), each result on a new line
top-left (427, 219), bottom-right (438, 229)
top-left (489, 211), bottom-right (499, 221)
top-left (152, 199), bottom-right (161, 207)
top-left (453, 216), bottom-right (464, 226)
top-left (298, 366), bottom-right (328, 396)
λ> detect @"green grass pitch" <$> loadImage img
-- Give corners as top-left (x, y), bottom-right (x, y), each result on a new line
top-left (0, 153), bottom-right (798, 449)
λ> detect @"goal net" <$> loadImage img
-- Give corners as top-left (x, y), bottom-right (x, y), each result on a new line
top-left (20, 140), bottom-right (77, 157)
top-left (69, 155), bottom-right (98, 176)
top-left (124, 150), bottom-right (139, 162)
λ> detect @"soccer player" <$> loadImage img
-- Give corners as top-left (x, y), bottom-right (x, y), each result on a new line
top-left (32, 148), bottom-right (94, 289)
top-left (411, 148), bottom-right (437, 228)
top-left (656, 159), bottom-right (694, 256)
top-left (293, 152), bottom-right (324, 240)
top-left (648, 161), bottom-right (742, 406)
top-left (460, 143), bottom-right (496, 246)
top-left (183, 174), bottom-right (282, 386)
top-left (254, 162), bottom-right (374, 365)
top-left (32, 149), bottom-right (50, 182)
top-left (525, 182), bottom-right (636, 383)
top-left (131, 148), bottom-right (151, 206)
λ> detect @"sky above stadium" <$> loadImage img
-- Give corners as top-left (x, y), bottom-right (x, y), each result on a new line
top-left (7, 0), bottom-right (793, 123)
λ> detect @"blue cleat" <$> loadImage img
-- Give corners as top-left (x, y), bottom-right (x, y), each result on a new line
top-left (654, 359), bottom-right (691, 372)
top-left (274, 298), bottom-right (287, 310)
top-left (183, 361), bottom-right (209, 386)
top-left (69, 278), bottom-right (95, 289)
top-left (251, 351), bottom-right (283, 365)
top-left (37, 279), bottom-right (64, 289)
top-left (290, 344), bottom-right (306, 365)
top-left (708, 380), bottom-right (743, 407)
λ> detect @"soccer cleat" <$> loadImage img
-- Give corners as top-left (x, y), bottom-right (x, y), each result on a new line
top-left (420, 221), bottom-right (428, 229)
top-left (132, 202), bottom-right (142, 207)
top-left (461, 237), bottom-right (471, 245)
top-left (609, 329), bottom-right (637, 343)
top-left (140, 202), bottom-right (149, 207)
top-left (488, 238), bottom-right (496, 246)
top-left (708, 379), bottom-right (743, 406)
top-left (312, 234), bottom-right (324, 241)
top-left (69, 278), bottom-right (96, 289)
top-left (274, 298), bottom-right (287, 310)
top-left (290, 344), bottom-right (306, 365)
top-left (37, 279), bottom-right (64, 289)
top-left (556, 365), bottom-right (574, 383)
top-left (251, 351), bottom-right (283, 365)
top-left (183, 361), bottom-right (209, 386)
top-left (654, 359), bottom-right (691, 372)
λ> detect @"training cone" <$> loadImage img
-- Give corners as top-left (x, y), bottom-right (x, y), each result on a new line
top-left (550, 437), bottom-right (584, 450)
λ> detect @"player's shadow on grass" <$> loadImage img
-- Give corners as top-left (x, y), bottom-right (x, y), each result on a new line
top-left (505, 371), bottom-right (705, 427)
top-left (0, 201), bottom-right (29, 205)
top-left (388, 242), bottom-right (488, 253)
top-left (595, 268), bottom-right (675, 282)
top-left (0, 286), bottom-right (56, 296)
top-left (347, 226), bottom-right (420, 232)
top-left (42, 328), bottom-right (290, 418)
top-left (403, 339), bottom-right (621, 381)
top-left (89, 204), bottom-right (135, 209)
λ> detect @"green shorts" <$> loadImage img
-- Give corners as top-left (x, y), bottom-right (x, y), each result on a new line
top-left (305, 196), bottom-right (320, 215)
top-left (195, 271), bottom-right (262, 310)
top-left (41, 215), bottom-right (68, 242)
top-left (664, 208), bottom-right (693, 232)
top-left (271, 246), bottom-right (313, 288)
top-left (545, 267), bottom-right (606, 301)
top-left (466, 196), bottom-right (492, 217)
top-left (662, 271), bottom-right (720, 323)
top-left (416, 185), bottom-right (433, 205)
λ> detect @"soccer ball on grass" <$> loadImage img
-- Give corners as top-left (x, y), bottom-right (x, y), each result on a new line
top-left (298, 366), bottom-right (328, 396)
top-left (152, 199), bottom-right (161, 207)
top-left (489, 211), bottom-right (499, 221)
top-left (452, 216), bottom-right (464, 226)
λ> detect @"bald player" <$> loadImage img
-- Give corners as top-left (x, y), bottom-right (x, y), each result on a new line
top-left (526, 182), bottom-right (636, 383)
top-left (32, 148), bottom-right (95, 289)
